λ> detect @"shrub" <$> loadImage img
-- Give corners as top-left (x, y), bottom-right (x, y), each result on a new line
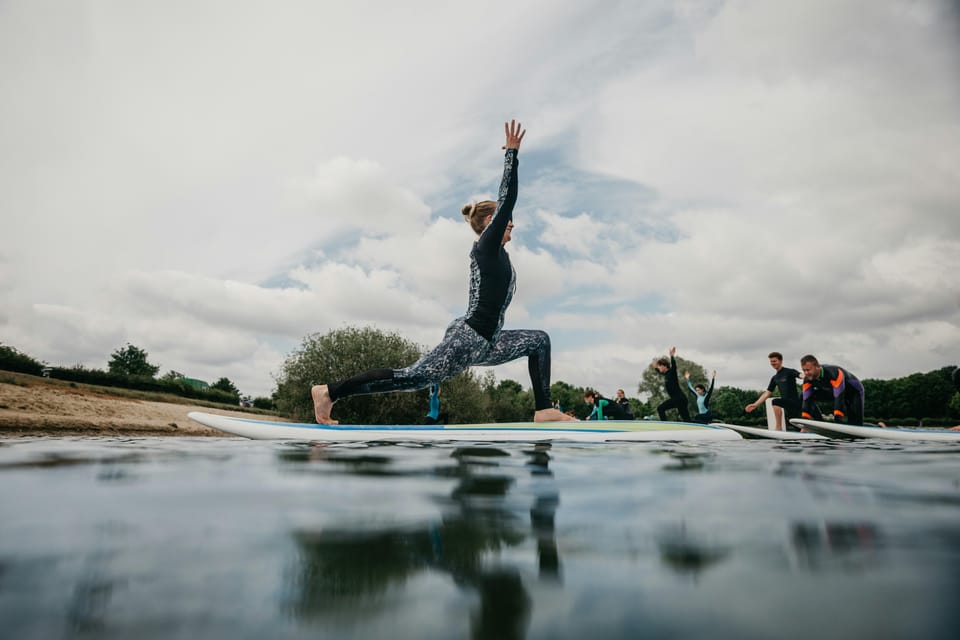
top-left (0, 343), bottom-right (45, 376)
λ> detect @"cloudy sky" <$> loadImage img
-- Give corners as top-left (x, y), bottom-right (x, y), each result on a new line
top-left (2, 0), bottom-right (959, 400)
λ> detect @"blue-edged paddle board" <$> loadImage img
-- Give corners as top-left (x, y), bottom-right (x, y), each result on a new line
top-left (791, 419), bottom-right (960, 442)
top-left (188, 412), bottom-right (742, 442)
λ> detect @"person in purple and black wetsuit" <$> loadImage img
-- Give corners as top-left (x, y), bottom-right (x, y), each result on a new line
top-left (311, 120), bottom-right (574, 425)
top-left (799, 355), bottom-right (865, 426)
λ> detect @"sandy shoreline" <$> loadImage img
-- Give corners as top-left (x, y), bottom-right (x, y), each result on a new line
top-left (0, 377), bottom-right (286, 437)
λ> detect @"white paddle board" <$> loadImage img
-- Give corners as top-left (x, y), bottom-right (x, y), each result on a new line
top-left (188, 412), bottom-right (743, 442)
top-left (791, 419), bottom-right (960, 442)
top-left (716, 423), bottom-right (827, 440)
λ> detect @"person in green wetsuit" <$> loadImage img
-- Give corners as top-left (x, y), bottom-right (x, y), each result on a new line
top-left (583, 389), bottom-right (630, 420)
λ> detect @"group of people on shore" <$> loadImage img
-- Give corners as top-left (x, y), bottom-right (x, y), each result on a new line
top-left (308, 120), bottom-right (948, 431)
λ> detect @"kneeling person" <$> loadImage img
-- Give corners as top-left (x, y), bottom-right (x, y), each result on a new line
top-left (584, 389), bottom-right (630, 421)
top-left (800, 355), bottom-right (865, 426)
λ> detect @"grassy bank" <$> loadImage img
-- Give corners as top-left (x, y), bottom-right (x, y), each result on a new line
top-left (0, 370), bottom-right (278, 416)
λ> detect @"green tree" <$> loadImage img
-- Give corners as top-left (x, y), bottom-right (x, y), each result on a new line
top-left (485, 377), bottom-right (532, 423)
top-left (948, 392), bottom-right (960, 419)
top-left (107, 343), bottom-right (159, 378)
top-left (711, 386), bottom-right (765, 424)
top-left (549, 380), bottom-right (589, 419)
top-left (435, 369), bottom-right (493, 424)
top-left (252, 396), bottom-right (276, 410)
top-left (275, 326), bottom-right (436, 424)
top-left (0, 343), bottom-right (45, 376)
top-left (160, 370), bottom-right (185, 382)
top-left (211, 377), bottom-right (240, 396)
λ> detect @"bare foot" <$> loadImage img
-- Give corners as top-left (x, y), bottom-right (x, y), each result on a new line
top-left (311, 385), bottom-right (338, 425)
top-left (534, 408), bottom-right (578, 422)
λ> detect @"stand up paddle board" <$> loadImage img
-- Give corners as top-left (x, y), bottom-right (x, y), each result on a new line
top-left (791, 419), bottom-right (960, 442)
top-left (188, 412), bottom-right (742, 442)
top-left (715, 423), bottom-right (827, 440)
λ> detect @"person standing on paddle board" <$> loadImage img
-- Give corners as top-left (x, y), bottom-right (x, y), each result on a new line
top-left (311, 120), bottom-right (574, 425)
top-left (799, 355), bottom-right (865, 426)
top-left (652, 347), bottom-right (691, 422)
top-left (745, 352), bottom-right (803, 431)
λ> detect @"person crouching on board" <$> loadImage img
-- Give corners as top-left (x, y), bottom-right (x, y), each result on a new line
top-left (651, 347), bottom-right (691, 422)
top-left (685, 369), bottom-right (716, 424)
top-left (583, 389), bottom-right (630, 421)
top-left (744, 352), bottom-right (803, 431)
top-left (799, 355), bottom-right (865, 426)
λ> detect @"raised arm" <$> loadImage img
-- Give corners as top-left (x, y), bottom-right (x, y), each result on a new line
top-left (705, 372), bottom-right (716, 402)
top-left (477, 120), bottom-right (525, 253)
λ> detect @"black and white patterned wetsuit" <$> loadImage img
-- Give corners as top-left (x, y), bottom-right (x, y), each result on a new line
top-left (326, 148), bottom-right (555, 411)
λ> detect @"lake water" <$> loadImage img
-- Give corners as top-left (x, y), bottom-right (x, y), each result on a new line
top-left (1, 436), bottom-right (958, 640)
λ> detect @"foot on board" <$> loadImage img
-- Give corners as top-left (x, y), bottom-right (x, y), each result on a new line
top-left (311, 385), bottom-right (339, 425)
top-left (534, 408), bottom-right (578, 422)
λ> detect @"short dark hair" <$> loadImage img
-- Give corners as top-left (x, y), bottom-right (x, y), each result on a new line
top-left (694, 384), bottom-right (706, 392)
top-left (800, 354), bottom-right (819, 366)
top-left (583, 388), bottom-right (598, 399)
top-left (768, 352), bottom-right (783, 360)
top-left (656, 357), bottom-right (670, 368)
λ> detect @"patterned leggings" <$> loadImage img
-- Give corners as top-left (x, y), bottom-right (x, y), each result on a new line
top-left (327, 318), bottom-right (553, 410)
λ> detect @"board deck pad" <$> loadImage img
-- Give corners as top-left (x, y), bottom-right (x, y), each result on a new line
top-left (188, 412), bottom-right (743, 442)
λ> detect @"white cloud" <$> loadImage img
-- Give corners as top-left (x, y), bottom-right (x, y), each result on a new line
top-left (2, 0), bottom-right (958, 407)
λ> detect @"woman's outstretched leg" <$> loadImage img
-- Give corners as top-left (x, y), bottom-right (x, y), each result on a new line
top-left (311, 319), bottom-right (487, 424)
top-left (478, 329), bottom-right (575, 422)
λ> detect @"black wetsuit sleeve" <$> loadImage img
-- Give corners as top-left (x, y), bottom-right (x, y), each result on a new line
top-left (705, 378), bottom-right (715, 405)
top-left (665, 356), bottom-right (682, 396)
top-left (476, 149), bottom-right (518, 254)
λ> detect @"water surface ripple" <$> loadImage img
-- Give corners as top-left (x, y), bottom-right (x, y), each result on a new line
top-left (1, 436), bottom-right (958, 639)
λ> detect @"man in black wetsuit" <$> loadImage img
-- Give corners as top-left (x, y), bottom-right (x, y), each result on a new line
top-left (614, 389), bottom-right (635, 419)
top-left (800, 355), bottom-right (865, 426)
top-left (745, 352), bottom-right (803, 431)
top-left (652, 347), bottom-right (691, 422)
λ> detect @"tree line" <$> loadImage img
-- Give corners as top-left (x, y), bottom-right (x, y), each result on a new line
top-left (0, 342), bottom-right (271, 409)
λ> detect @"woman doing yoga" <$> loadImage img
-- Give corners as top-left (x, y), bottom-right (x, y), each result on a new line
top-left (311, 120), bottom-right (574, 424)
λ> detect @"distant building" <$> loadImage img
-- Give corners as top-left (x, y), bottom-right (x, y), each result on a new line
top-left (181, 377), bottom-right (210, 391)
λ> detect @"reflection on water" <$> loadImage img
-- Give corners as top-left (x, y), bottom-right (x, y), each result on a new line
top-left (789, 522), bottom-right (882, 571)
top-left (0, 437), bottom-right (958, 639)
top-left (657, 523), bottom-right (730, 577)
top-left (287, 445), bottom-right (557, 640)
